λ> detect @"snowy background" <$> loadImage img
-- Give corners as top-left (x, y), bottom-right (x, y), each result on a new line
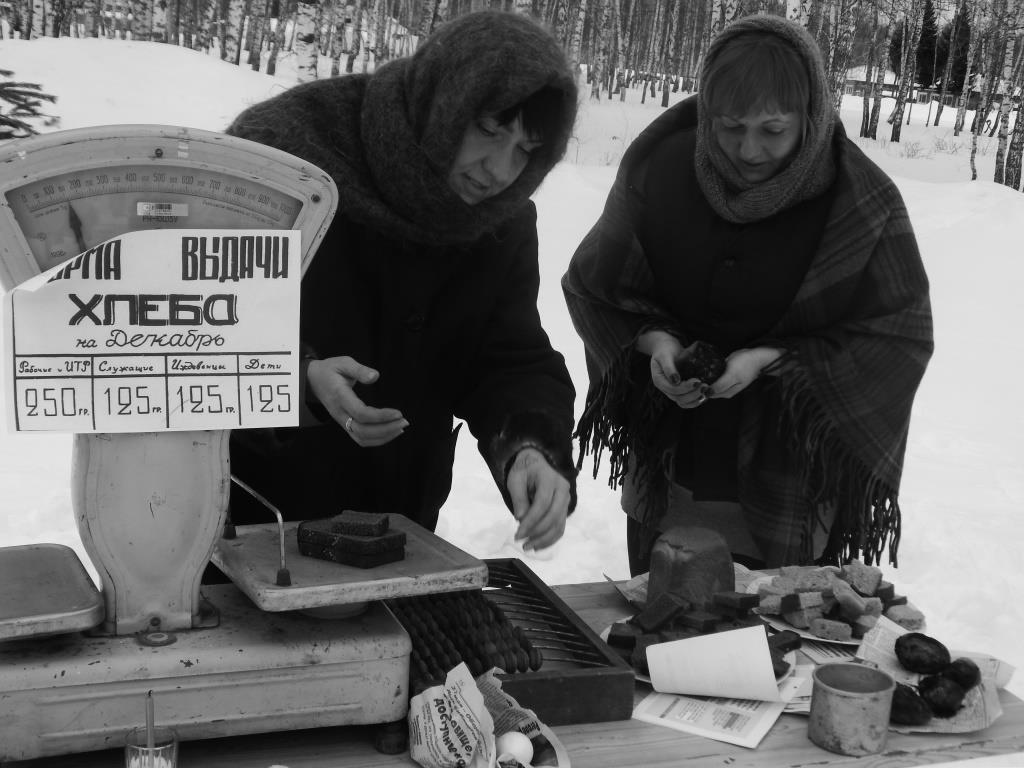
top-left (1, 37), bottom-right (1021, 710)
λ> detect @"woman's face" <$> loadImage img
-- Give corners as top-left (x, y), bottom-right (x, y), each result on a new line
top-left (447, 115), bottom-right (542, 205)
top-left (713, 109), bottom-right (803, 183)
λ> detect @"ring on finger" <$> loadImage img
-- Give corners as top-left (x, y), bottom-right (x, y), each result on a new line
top-left (344, 416), bottom-right (354, 432)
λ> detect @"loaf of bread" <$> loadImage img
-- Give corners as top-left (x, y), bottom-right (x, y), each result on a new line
top-left (646, 526), bottom-right (734, 609)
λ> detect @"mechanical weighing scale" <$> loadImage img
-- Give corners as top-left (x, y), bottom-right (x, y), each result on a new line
top-left (0, 126), bottom-right (488, 761)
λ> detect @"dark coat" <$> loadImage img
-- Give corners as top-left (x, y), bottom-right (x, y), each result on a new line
top-left (224, 11), bottom-right (580, 530)
top-left (229, 202), bottom-right (576, 530)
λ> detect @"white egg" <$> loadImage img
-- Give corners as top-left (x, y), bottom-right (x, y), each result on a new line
top-left (495, 731), bottom-right (534, 765)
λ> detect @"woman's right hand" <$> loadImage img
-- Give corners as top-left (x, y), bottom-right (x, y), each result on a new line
top-left (307, 356), bottom-right (408, 446)
top-left (636, 330), bottom-right (707, 409)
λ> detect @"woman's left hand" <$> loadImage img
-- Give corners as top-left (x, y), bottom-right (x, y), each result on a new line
top-left (708, 347), bottom-right (784, 399)
top-left (506, 447), bottom-right (571, 551)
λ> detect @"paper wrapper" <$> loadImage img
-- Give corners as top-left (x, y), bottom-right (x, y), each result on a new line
top-left (857, 616), bottom-right (1015, 733)
top-left (408, 663), bottom-right (571, 768)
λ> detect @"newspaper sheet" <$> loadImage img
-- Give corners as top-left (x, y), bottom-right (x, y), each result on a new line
top-left (633, 675), bottom-right (804, 748)
top-left (408, 663), bottom-right (571, 768)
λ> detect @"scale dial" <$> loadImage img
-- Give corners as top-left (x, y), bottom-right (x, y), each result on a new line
top-left (0, 124), bottom-right (337, 289)
top-left (7, 164), bottom-right (302, 273)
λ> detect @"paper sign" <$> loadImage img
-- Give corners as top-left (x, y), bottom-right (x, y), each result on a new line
top-left (647, 624), bottom-right (783, 702)
top-left (3, 228), bottom-right (300, 433)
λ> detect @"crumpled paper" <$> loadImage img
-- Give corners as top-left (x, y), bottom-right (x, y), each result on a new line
top-left (408, 663), bottom-right (570, 768)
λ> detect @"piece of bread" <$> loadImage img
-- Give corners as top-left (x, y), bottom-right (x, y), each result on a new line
top-left (810, 617), bottom-right (853, 642)
top-left (297, 540), bottom-right (405, 568)
top-left (298, 522), bottom-right (406, 554)
top-left (885, 604), bottom-right (926, 630)
top-left (330, 510), bottom-right (390, 536)
top-left (842, 559), bottom-right (884, 596)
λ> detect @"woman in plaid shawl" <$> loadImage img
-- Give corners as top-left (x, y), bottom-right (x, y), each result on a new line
top-left (562, 15), bottom-right (933, 573)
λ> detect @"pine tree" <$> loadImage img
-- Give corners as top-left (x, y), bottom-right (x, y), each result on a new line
top-left (0, 69), bottom-right (58, 141)
top-left (916, 0), bottom-right (937, 87)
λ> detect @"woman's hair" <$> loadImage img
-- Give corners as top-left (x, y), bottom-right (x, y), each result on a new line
top-left (702, 32), bottom-right (811, 119)
top-left (494, 86), bottom-right (567, 146)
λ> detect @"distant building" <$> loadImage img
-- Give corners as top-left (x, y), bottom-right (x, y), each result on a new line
top-left (844, 65), bottom-right (898, 98)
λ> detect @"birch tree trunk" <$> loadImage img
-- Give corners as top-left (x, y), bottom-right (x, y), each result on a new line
top-left (969, 34), bottom-right (995, 179)
top-left (294, 0), bottom-right (320, 81)
top-left (345, 0), bottom-right (365, 72)
top-left (992, 33), bottom-right (1015, 184)
top-left (221, 0), bottom-right (244, 60)
top-left (953, 0), bottom-right (982, 135)
top-left (860, 3), bottom-right (880, 137)
top-left (567, 0), bottom-right (588, 76)
top-left (888, 1), bottom-right (923, 142)
top-left (1005, 78), bottom-right (1024, 190)
top-left (826, 0), bottom-right (861, 112)
top-left (266, 0), bottom-right (290, 75)
top-left (933, 0), bottom-right (963, 126)
top-left (867, 3), bottom-right (896, 139)
top-left (417, 0), bottom-right (438, 37)
top-left (793, 0), bottom-right (812, 26)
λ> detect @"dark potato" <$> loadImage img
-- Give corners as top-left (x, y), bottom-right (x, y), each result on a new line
top-left (919, 675), bottom-right (966, 718)
top-left (895, 632), bottom-right (952, 674)
top-left (890, 682), bottom-right (933, 725)
top-left (675, 341), bottom-right (727, 384)
top-left (942, 657), bottom-right (982, 691)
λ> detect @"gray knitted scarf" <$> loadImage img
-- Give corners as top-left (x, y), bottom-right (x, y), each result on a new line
top-left (694, 15), bottom-right (836, 224)
top-left (227, 11), bottom-right (577, 246)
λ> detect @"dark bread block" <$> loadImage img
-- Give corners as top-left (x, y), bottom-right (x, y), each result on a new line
top-left (635, 592), bottom-right (690, 632)
top-left (330, 510), bottom-right (389, 536)
top-left (298, 519), bottom-right (406, 554)
top-left (298, 539), bottom-right (406, 568)
top-left (646, 526), bottom-right (735, 609)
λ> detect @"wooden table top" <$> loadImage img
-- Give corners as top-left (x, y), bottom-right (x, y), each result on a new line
top-left (5, 581), bottom-right (1022, 768)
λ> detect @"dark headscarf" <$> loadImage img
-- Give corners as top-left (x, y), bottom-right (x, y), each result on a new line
top-left (227, 11), bottom-right (578, 245)
top-left (694, 15), bottom-right (836, 223)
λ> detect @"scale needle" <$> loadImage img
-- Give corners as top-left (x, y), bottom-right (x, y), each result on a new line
top-left (68, 203), bottom-right (87, 254)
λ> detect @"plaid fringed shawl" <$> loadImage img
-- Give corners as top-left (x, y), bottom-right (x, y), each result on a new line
top-left (562, 105), bottom-right (934, 567)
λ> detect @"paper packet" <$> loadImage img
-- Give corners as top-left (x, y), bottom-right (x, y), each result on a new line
top-left (408, 662), bottom-right (571, 768)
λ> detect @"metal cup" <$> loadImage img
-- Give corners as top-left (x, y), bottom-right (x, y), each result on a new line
top-left (124, 725), bottom-right (178, 768)
top-left (808, 662), bottom-right (895, 756)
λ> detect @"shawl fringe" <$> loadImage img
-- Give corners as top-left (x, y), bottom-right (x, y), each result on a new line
top-left (574, 348), bottom-right (672, 525)
top-left (575, 350), bottom-right (902, 567)
top-left (775, 367), bottom-right (902, 567)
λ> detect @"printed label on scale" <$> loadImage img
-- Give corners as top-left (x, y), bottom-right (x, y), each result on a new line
top-left (3, 228), bottom-right (301, 433)
top-left (137, 202), bottom-right (189, 217)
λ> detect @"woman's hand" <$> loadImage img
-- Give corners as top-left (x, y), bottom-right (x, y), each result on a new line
top-left (307, 356), bottom-right (408, 446)
top-left (637, 330), bottom-right (709, 409)
top-left (506, 447), bottom-right (571, 551)
top-left (708, 347), bottom-right (784, 399)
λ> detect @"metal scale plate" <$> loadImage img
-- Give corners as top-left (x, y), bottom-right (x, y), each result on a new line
top-left (0, 125), bottom-right (486, 761)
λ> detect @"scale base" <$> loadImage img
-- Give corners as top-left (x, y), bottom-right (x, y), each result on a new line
top-left (0, 584), bottom-right (411, 761)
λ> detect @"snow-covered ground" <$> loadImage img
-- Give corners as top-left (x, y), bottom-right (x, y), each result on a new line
top-left (1, 37), bottom-right (1021, 706)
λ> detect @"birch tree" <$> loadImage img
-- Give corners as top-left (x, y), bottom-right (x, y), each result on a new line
top-left (293, 0), bottom-right (320, 81)
top-left (953, 0), bottom-right (984, 135)
top-left (887, 0), bottom-right (924, 141)
top-left (860, 1), bottom-right (883, 136)
top-left (933, 0), bottom-right (968, 125)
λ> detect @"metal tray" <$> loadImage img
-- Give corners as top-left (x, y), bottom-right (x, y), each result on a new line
top-left (0, 543), bottom-right (103, 640)
top-left (211, 514), bottom-right (488, 612)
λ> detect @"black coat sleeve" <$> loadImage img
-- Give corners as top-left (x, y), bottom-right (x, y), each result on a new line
top-left (453, 205), bottom-right (578, 512)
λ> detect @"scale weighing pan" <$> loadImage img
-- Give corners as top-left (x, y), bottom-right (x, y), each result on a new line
top-left (213, 515), bottom-right (489, 612)
top-left (0, 543), bottom-right (103, 640)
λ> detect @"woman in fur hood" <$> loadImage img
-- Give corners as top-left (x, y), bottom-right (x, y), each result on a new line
top-left (226, 11), bottom-right (579, 551)
top-left (563, 15), bottom-right (933, 573)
